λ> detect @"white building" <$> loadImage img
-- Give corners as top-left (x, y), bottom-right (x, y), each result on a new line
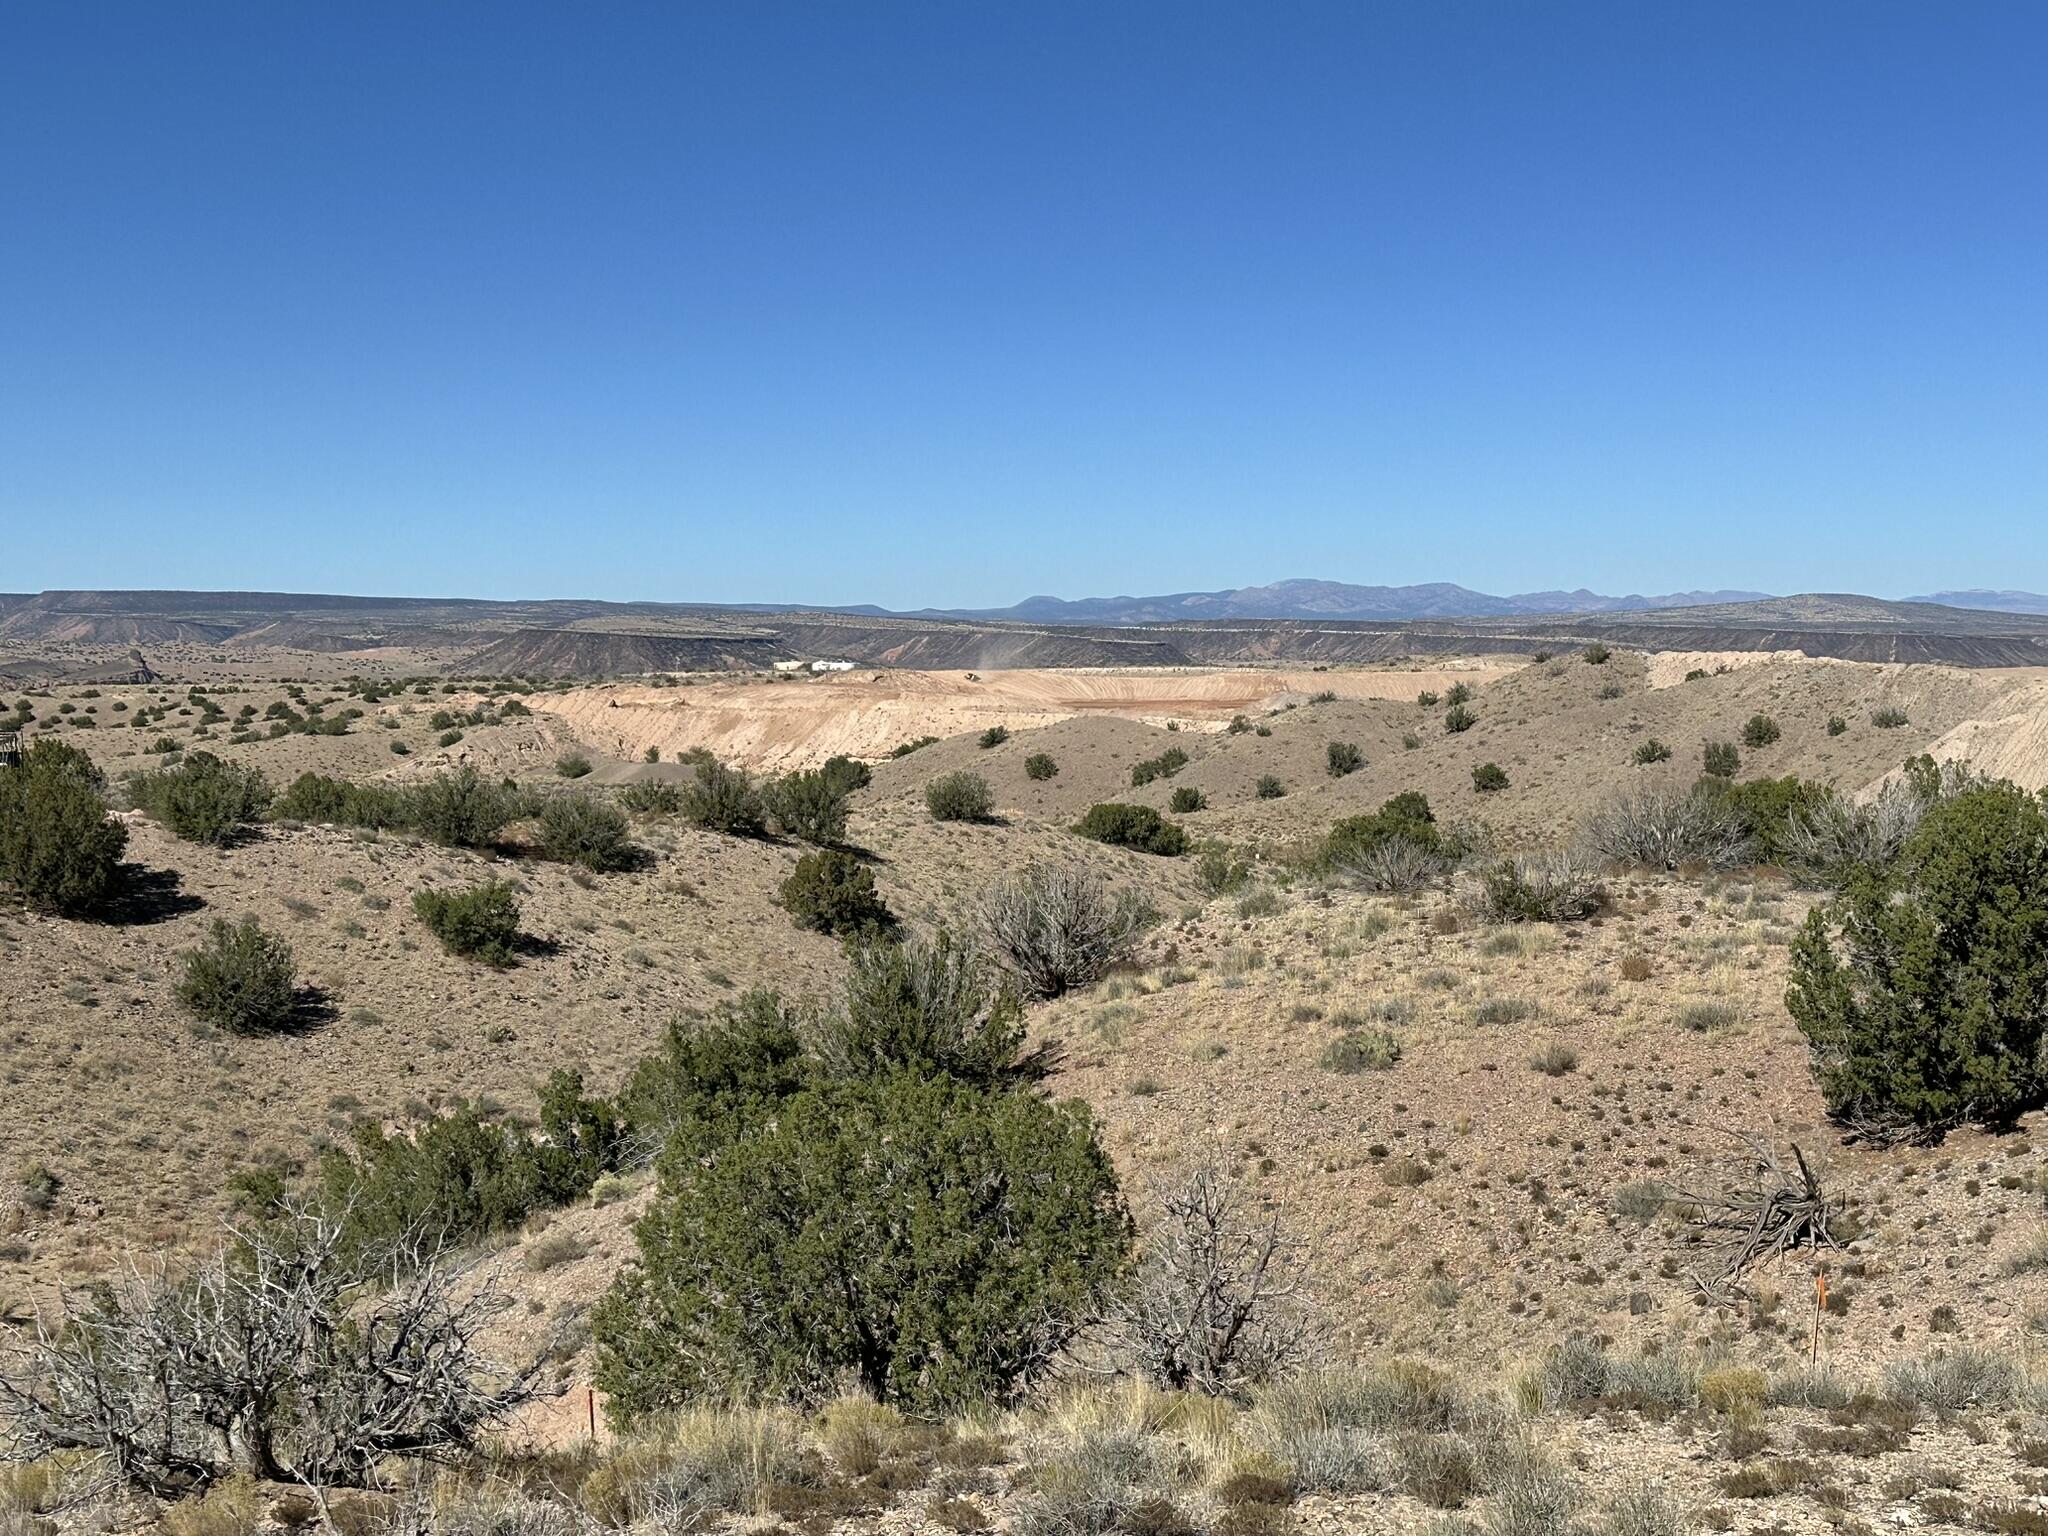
top-left (811, 658), bottom-right (857, 672)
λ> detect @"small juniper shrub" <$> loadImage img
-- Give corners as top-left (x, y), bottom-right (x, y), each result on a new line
top-left (1741, 714), bottom-right (1781, 748)
top-left (412, 881), bottom-right (523, 965)
top-left (927, 771), bottom-right (997, 823)
top-left (1074, 803), bottom-right (1187, 856)
top-left (175, 917), bottom-right (299, 1033)
top-left (780, 850), bottom-right (893, 938)
top-left (1130, 748), bottom-right (1190, 787)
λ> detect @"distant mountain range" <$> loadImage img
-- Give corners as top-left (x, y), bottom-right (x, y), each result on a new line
top-left (5, 586), bottom-right (2047, 677)
top-left (916, 579), bottom-right (1773, 625)
top-left (1909, 590), bottom-right (2048, 616)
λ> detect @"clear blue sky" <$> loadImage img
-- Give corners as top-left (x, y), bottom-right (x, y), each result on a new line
top-left (3, 3), bottom-right (2043, 608)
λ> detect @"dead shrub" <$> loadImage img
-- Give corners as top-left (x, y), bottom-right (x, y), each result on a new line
top-left (1103, 1168), bottom-right (1314, 1399)
top-left (1585, 785), bottom-right (1749, 870)
top-left (975, 863), bottom-right (1149, 1000)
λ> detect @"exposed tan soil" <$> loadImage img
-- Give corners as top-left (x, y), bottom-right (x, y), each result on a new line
top-left (6, 642), bottom-right (2048, 1536)
top-left (528, 665), bottom-right (1520, 774)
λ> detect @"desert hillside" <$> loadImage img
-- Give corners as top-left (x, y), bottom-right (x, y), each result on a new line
top-left (5, 644), bottom-right (2048, 1536)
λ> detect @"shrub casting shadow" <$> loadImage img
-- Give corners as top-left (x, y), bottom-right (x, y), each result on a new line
top-left (286, 985), bottom-right (342, 1034)
top-left (511, 932), bottom-right (562, 960)
top-left (98, 866), bottom-right (206, 926)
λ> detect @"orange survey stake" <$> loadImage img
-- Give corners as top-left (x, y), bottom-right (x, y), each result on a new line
top-left (1810, 1269), bottom-right (1827, 1364)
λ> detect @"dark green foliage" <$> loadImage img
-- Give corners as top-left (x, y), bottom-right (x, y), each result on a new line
top-left (816, 935), bottom-right (1030, 1087)
top-left (1871, 706), bottom-right (1910, 729)
top-left (1326, 741), bottom-right (1363, 778)
top-left (1024, 753), bottom-right (1059, 781)
top-left (818, 755), bottom-right (872, 795)
top-left (0, 740), bottom-right (128, 915)
top-left (780, 849), bottom-right (892, 937)
top-left (532, 1067), bottom-right (633, 1201)
top-left (1443, 703), bottom-right (1476, 734)
top-left (1741, 713), bottom-right (1782, 748)
top-left (318, 1070), bottom-right (625, 1260)
top-left (890, 736), bottom-right (940, 758)
top-left (1684, 668), bottom-right (1708, 682)
top-left (1444, 682), bottom-right (1473, 706)
top-left (537, 794), bottom-right (635, 870)
top-left (1074, 802), bottom-right (1187, 856)
top-left (438, 730), bottom-right (464, 748)
top-left (225, 1162), bottom-right (290, 1218)
top-left (325, 1113), bottom-right (540, 1255)
top-left (1710, 774), bottom-right (1831, 863)
top-left (1415, 691), bottom-right (1439, 708)
top-left (126, 750), bottom-right (272, 845)
top-left (593, 1070), bottom-right (1128, 1417)
top-left (926, 771), bottom-right (996, 822)
top-left (175, 917), bottom-right (297, 1034)
top-left (680, 758), bottom-right (767, 836)
top-left (1130, 747), bottom-right (1190, 786)
top-left (411, 767), bottom-right (521, 848)
top-left (1195, 840), bottom-right (1250, 893)
top-left (1255, 775), bottom-right (1285, 799)
top-left (412, 880), bottom-right (522, 964)
top-left (1827, 714), bottom-right (1848, 736)
top-left (271, 771), bottom-right (412, 829)
top-left (1471, 762), bottom-right (1508, 793)
top-left (556, 753), bottom-right (594, 779)
top-left (763, 769), bottom-right (852, 845)
top-left (595, 937), bottom-right (1126, 1418)
top-left (618, 991), bottom-right (810, 1157)
top-left (1581, 643), bottom-right (1611, 664)
top-left (978, 725), bottom-right (1010, 749)
top-left (1900, 753), bottom-right (1947, 801)
top-left (1702, 741), bottom-right (1740, 779)
top-left (1169, 785), bottom-right (1206, 813)
top-left (619, 781), bottom-right (683, 815)
top-left (1788, 782), bottom-right (2048, 1135)
top-left (1632, 738), bottom-right (1672, 764)
top-left (1325, 792), bottom-right (1440, 867)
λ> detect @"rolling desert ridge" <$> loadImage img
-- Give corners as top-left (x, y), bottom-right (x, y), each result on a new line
top-left (6, 587), bottom-right (2048, 1536)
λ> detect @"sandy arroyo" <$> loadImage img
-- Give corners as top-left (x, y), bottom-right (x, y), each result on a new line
top-left (530, 664), bottom-right (1518, 771)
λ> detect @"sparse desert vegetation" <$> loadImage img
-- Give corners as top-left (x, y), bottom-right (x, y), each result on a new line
top-left (5, 641), bottom-right (2048, 1534)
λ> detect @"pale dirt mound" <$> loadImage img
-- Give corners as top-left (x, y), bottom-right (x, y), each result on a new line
top-left (531, 665), bottom-right (1519, 772)
top-left (1908, 672), bottom-right (2048, 792)
top-left (1641, 648), bottom-right (1849, 687)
